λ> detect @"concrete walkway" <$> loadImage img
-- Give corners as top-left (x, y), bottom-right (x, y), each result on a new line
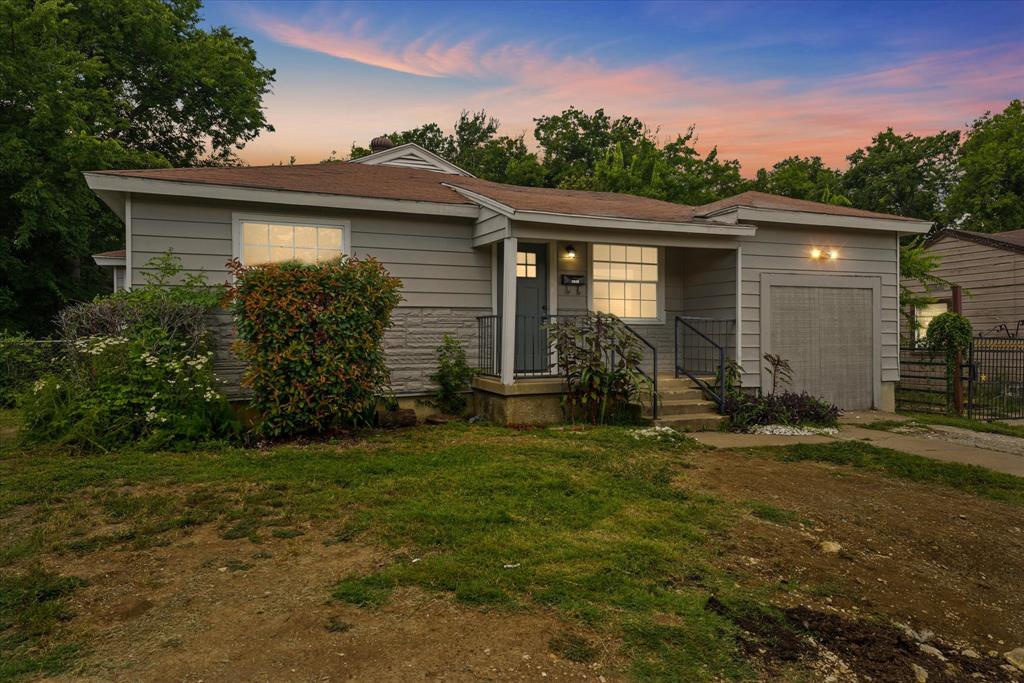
top-left (690, 411), bottom-right (1024, 477)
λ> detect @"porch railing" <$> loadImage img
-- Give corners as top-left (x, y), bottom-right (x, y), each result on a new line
top-left (474, 313), bottom-right (659, 418)
top-left (674, 316), bottom-right (734, 412)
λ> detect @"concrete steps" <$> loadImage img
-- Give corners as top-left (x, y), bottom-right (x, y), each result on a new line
top-left (646, 375), bottom-right (725, 432)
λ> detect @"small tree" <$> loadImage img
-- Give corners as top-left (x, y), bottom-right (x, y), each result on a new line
top-left (925, 311), bottom-right (972, 414)
top-left (762, 353), bottom-right (793, 396)
top-left (227, 256), bottom-right (402, 437)
top-left (427, 335), bottom-right (477, 416)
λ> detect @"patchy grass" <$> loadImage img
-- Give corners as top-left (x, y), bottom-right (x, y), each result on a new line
top-left (0, 422), bottom-right (758, 681)
top-left (759, 440), bottom-right (1024, 506)
top-left (746, 501), bottom-right (798, 526)
top-left (0, 567), bottom-right (83, 682)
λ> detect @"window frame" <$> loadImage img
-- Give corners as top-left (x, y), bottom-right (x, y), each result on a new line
top-left (914, 300), bottom-right (949, 343)
top-left (587, 243), bottom-right (665, 325)
top-left (231, 212), bottom-right (350, 267)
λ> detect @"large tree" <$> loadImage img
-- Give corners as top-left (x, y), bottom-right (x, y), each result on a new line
top-left (752, 156), bottom-right (848, 204)
top-left (350, 110), bottom-right (545, 185)
top-left (0, 0), bottom-right (274, 334)
top-left (841, 128), bottom-right (960, 225)
top-left (945, 100), bottom-right (1024, 232)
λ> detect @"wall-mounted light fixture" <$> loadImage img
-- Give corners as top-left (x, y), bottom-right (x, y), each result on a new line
top-left (810, 247), bottom-right (840, 260)
top-left (565, 244), bottom-right (577, 259)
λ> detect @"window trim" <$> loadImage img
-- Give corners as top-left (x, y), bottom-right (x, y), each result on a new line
top-left (587, 243), bottom-right (665, 325)
top-left (231, 212), bottom-right (350, 266)
top-left (914, 300), bottom-right (949, 343)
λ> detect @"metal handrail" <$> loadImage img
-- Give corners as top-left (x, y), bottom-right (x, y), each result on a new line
top-left (674, 315), bottom-right (731, 412)
top-left (617, 320), bottom-right (659, 420)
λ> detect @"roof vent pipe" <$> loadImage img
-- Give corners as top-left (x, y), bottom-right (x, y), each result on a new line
top-left (369, 135), bottom-right (394, 153)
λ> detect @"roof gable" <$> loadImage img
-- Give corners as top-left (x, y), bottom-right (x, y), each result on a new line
top-left (926, 228), bottom-right (1024, 254)
top-left (349, 142), bottom-right (473, 177)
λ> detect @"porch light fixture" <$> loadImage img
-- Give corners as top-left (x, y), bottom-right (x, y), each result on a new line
top-left (565, 244), bottom-right (577, 259)
top-left (828, 248), bottom-right (839, 260)
top-left (810, 247), bottom-right (822, 259)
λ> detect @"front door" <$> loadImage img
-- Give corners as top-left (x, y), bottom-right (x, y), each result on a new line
top-left (515, 243), bottom-right (549, 374)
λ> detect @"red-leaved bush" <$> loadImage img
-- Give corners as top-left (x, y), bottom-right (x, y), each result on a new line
top-left (226, 257), bottom-right (402, 437)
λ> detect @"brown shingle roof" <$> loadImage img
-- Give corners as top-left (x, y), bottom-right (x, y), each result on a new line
top-left (92, 249), bottom-right (126, 258)
top-left (445, 177), bottom-right (706, 223)
top-left (928, 228), bottom-right (1024, 253)
top-left (93, 164), bottom-right (921, 226)
top-left (95, 163), bottom-right (474, 206)
top-left (696, 190), bottom-right (924, 222)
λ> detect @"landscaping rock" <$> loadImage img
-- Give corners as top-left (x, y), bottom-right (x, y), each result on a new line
top-left (911, 662), bottom-right (929, 683)
top-left (1006, 647), bottom-right (1024, 672)
top-left (919, 644), bottom-right (946, 661)
top-left (819, 541), bottom-right (842, 554)
top-left (961, 648), bottom-right (980, 659)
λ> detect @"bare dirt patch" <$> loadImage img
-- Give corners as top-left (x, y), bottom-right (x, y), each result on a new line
top-left (41, 525), bottom-right (622, 682)
top-left (683, 449), bottom-right (1024, 680)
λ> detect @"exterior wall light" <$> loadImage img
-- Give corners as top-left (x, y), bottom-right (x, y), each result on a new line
top-left (828, 249), bottom-right (839, 260)
top-left (565, 244), bottom-right (577, 259)
top-left (810, 247), bottom-right (822, 259)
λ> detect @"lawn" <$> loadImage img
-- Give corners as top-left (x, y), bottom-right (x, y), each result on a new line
top-left (2, 415), bottom-right (1022, 682)
top-left (867, 411), bottom-right (1024, 439)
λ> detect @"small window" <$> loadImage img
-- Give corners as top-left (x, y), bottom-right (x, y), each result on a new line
top-left (241, 220), bottom-right (344, 265)
top-left (516, 251), bottom-right (537, 278)
top-left (591, 243), bottom-right (659, 320)
top-left (915, 302), bottom-right (948, 341)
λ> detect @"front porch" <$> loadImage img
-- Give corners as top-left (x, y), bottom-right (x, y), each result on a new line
top-left (470, 234), bottom-right (741, 425)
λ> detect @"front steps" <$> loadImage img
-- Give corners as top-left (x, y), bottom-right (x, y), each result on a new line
top-left (647, 375), bottom-right (725, 431)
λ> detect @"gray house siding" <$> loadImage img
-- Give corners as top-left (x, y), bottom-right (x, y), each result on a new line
top-left (129, 195), bottom-right (490, 396)
top-left (901, 234), bottom-right (1024, 338)
top-left (738, 224), bottom-right (900, 396)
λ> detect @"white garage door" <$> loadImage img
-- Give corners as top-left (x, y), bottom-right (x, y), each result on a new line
top-left (768, 285), bottom-right (874, 409)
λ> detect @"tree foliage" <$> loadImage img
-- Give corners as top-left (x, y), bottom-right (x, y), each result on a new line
top-left (752, 156), bottom-right (848, 204)
top-left (0, 0), bottom-right (275, 334)
top-left (946, 100), bottom-right (1024, 232)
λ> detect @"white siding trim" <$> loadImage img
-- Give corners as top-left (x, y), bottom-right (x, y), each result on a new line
top-left (124, 193), bottom-right (132, 291)
top-left (500, 237), bottom-right (518, 385)
top-left (547, 241), bottom-right (558, 317)
top-left (735, 245), bottom-right (742, 367)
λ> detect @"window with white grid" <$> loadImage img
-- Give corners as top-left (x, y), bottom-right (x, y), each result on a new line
top-left (591, 244), bottom-right (659, 319)
top-left (241, 221), bottom-right (344, 265)
top-left (516, 250), bottom-right (537, 278)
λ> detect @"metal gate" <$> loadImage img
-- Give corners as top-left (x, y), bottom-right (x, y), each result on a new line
top-left (967, 336), bottom-right (1024, 420)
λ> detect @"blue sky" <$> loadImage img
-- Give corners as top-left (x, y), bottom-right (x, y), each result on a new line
top-left (202, 0), bottom-right (1024, 174)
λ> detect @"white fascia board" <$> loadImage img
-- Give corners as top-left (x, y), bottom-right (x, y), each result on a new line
top-left (83, 173), bottom-right (481, 219)
top-left (92, 188), bottom-right (126, 221)
top-left (513, 210), bottom-right (757, 236)
top-left (92, 255), bottom-right (126, 267)
top-left (722, 206), bottom-right (932, 234)
top-left (350, 143), bottom-right (475, 177)
top-left (444, 184), bottom-right (516, 217)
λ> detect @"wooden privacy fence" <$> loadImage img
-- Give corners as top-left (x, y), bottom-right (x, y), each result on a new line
top-left (897, 337), bottom-right (1024, 419)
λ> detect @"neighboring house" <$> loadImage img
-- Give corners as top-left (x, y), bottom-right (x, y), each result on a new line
top-left (902, 228), bottom-right (1024, 342)
top-left (86, 140), bottom-right (930, 424)
top-left (91, 249), bottom-right (127, 291)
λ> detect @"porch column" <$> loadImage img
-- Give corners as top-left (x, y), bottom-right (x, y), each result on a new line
top-left (500, 236), bottom-right (518, 384)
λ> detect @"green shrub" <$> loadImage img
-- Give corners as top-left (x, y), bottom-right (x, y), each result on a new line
top-left (925, 311), bottom-right (972, 414)
top-left (227, 256), bottom-right (402, 437)
top-left (725, 391), bottom-right (839, 431)
top-left (0, 334), bottom-right (63, 408)
top-left (19, 252), bottom-right (237, 451)
top-left (427, 335), bottom-right (477, 416)
top-left (548, 313), bottom-right (651, 424)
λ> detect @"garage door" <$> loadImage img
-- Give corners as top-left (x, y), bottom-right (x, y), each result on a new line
top-left (768, 286), bottom-right (874, 409)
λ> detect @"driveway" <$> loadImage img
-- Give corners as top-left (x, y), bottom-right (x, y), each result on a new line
top-left (693, 411), bottom-right (1024, 477)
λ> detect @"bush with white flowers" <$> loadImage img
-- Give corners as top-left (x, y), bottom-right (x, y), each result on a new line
top-left (19, 251), bottom-right (238, 451)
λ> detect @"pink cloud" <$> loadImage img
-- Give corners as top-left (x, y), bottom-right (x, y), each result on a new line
top-left (242, 13), bottom-right (1023, 175)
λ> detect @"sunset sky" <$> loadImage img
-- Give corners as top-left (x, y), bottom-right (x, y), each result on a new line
top-left (204, 0), bottom-right (1024, 175)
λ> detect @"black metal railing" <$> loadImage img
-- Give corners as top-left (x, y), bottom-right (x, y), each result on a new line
top-left (618, 321), bottom-right (659, 419)
top-left (967, 336), bottom-right (1024, 420)
top-left (674, 316), bottom-right (734, 412)
top-left (476, 315), bottom-right (501, 376)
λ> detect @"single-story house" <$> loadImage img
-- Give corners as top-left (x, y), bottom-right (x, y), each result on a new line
top-left (87, 140), bottom-right (930, 425)
top-left (902, 228), bottom-right (1024, 342)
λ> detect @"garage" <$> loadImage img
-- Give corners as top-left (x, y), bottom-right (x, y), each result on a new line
top-left (765, 279), bottom-right (877, 409)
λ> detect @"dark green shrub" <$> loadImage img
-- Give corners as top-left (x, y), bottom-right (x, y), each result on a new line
top-left (19, 252), bottom-right (237, 451)
top-left (926, 311), bottom-right (972, 414)
top-left (725, 391), bottom-right (839, 431)
top-left (427, 335), bottom-right (477, 416)
top-left (0, 334), bottom-right (63, 407)
top-left (227, 256), bottom-right (402, 437)
top-left (548, 313), bottom-right (651, 424)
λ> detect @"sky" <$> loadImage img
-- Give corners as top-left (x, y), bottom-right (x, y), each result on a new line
top-left (203, 0), bottom-right (1024, 176)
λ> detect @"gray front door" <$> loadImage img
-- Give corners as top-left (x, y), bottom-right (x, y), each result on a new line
top-left (515, 243), bottom-right (548, 374)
